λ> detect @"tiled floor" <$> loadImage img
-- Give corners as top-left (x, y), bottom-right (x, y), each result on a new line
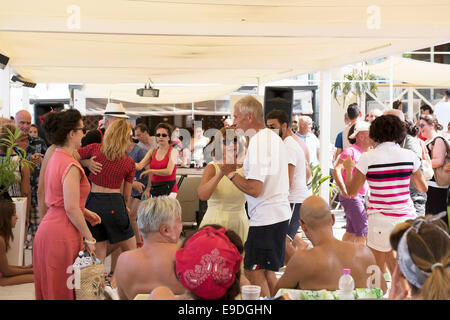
top-left (1, 209), bottom-right (389, 300)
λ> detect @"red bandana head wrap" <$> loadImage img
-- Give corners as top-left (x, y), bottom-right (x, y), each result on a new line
top-left (175, 226), bottom-right (242, 299)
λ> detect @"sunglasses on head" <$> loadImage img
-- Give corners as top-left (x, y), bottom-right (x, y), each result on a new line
top-left (156, 133), bottom-right (168, 138)
top-left (74, 127), bottom-right (87, 134)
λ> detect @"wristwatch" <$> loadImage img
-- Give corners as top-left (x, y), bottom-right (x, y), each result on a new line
top-left (227, 171), bottom-right (237, 181)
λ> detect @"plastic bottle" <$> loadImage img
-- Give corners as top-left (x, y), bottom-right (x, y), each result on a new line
top-left (338, 268), bottom-right (355, 300)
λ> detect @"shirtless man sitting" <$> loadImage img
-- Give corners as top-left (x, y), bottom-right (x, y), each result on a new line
top-left (275, 195), bottom-right (387, 295)
top-left (114, 196), bottom-right (186, 300)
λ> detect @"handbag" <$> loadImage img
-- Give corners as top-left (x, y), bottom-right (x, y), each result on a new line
top-left (150, 180), bottom-right (176, 198)
top-left (74, 251), bottom-right (105, 300)
top-left (421, 152), bottom-right (434, 181)
top-left (404, 137), bottom-right (433, 181)
top-left (431, 136), bottom-right (450, 186)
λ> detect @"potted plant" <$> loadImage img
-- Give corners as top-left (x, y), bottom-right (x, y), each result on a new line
top-left (310, 163), bottom-right (338, 197)
top-left (0, 125), bottom-right (33, 200)
top-left (0, 125), bottom-right (34, 265)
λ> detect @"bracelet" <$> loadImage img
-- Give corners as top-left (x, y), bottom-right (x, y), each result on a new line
top-left (227, 171), bottom-right (237, 181)
top-left (84, 238), bottom-right (96, 245)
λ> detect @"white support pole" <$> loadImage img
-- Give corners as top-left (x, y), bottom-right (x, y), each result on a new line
top-left (361, 91), bottom-right (366, 115)
top-left (389, 56), bottom-right (394, 109)
top-left (73, 89), bottom-right (86, 116)
top-left (319, 70), bottom-right (331, 202)
top-left (257, 77), bottom-right (264, 96)
top-left (0, 66), bottom-right (11, 119)
top-left (21, 87), bottom-right (31, 116)
top-left (430, 47), bottom-right (434, 100)
top-left (407, 87), bottom-right (414, 121)
top-left (361, 62), bottom-right (366, 115)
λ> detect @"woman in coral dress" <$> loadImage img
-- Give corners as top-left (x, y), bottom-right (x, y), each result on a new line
top-left (33, 110), bottom-right (100, 300)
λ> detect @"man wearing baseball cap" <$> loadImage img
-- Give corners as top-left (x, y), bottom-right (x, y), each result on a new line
top-left (81, 102), bottom-right (129, 147)
top-left (333, 120), bottom-right (373, 245)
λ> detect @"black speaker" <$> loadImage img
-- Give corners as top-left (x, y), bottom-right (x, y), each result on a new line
top-left (0, 53), bottom-right (9, 70)
top-left (264, 86), bottom-right (294, 126)
top-left (34, 103), bottom-right (65, 144)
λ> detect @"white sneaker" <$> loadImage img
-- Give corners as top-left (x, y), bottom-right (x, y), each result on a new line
top-left (104, 285), bottom-right (119, 300)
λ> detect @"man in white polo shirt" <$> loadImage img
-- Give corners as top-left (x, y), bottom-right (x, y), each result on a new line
top-left (219, 95), bottom-right (291, 298)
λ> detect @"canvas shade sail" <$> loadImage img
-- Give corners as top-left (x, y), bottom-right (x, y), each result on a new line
top-left (1, 0), bottom-right (449, 104)
top-left (365, 56), bottom-right (450, 87)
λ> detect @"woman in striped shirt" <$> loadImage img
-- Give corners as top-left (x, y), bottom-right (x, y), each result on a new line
top-left (343, 115), bottom-right (428, 283)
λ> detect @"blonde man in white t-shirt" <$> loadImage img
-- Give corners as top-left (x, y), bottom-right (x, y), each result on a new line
top-left (219, 96), bottom-right (291, 298)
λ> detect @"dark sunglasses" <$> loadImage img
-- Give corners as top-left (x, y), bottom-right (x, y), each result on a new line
top-left (156, 133), bottom-right (168, 138)
top-left (74, 127), bottom-right (87, 134)
top-left (418, 123), bottom-right (426, 128)
top-left (222, 137), bottom-right (238, 145)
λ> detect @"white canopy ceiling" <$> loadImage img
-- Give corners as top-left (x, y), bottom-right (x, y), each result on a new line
top-left (365, 56), bottom-right (450, 87)
top-left (1, 0), bottom-right (450, 104)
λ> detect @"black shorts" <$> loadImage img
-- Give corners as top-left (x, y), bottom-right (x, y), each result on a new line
top-left (244, 220), bottom-right (289, 272)
top-left (85, 193), bottom-right (135, 244)
top-left (426, 186), bottom-right (449, 225)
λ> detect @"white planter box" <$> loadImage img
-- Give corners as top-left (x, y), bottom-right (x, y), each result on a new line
top-left (6, 197), bottom-right (27, 266)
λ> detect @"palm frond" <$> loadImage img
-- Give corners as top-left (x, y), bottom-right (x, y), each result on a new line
top-left (0, 127), bottom-right (34, 193)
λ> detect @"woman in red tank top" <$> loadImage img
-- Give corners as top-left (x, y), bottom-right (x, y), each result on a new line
top-left (136, 123), bottom-right (178, 199)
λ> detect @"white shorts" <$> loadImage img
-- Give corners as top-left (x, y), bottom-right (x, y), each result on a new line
top-left (367, 213), bottom-right (413, 252)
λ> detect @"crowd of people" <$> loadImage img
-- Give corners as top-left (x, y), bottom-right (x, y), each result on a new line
top-left (0, 92), bottom-right (448, 300)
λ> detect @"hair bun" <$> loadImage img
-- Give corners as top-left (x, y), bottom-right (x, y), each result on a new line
top-left (42, 111), bottom-right (61, 134)
top-left (41, 109), bottom-right (82, 145)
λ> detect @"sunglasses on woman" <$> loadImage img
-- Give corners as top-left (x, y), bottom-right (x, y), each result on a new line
top-left (74, 127), bottom-right (87, 134)
top-left (418, 123), bottom-right (426, 128)
top-left (222, 138), bottom-right (238, 145)
top-left (156, 133), bottom-right (168, 138)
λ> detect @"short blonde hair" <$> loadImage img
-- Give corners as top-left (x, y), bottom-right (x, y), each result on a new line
top-left (101, 119), bottom-right (131, 161)
top-left (235, 95), bottom-right (264, 123)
